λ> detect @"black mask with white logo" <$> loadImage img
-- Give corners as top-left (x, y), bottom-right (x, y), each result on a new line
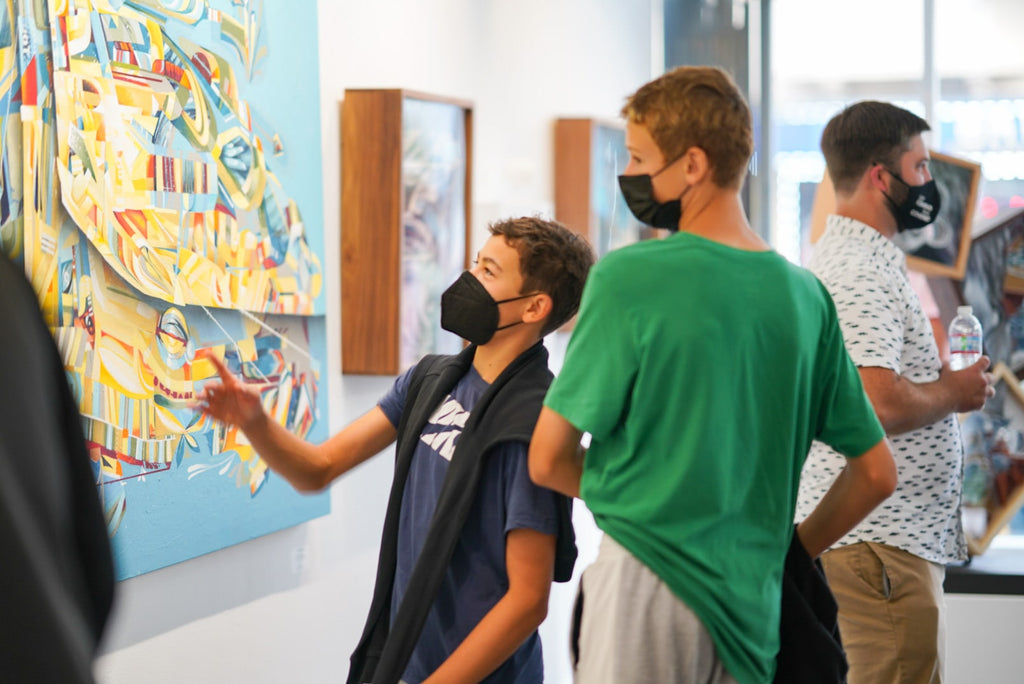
top-left (883, 172), bottom-right (941, 232)
top-left (440, 271), bottom-right (537, 345)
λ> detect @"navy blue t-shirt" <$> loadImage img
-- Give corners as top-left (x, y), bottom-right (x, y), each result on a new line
top-left (378, 363), bottom-right (559, 684)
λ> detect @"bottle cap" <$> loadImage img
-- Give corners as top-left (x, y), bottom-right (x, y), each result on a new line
top-left (957, 305), bottom-right (973, 317)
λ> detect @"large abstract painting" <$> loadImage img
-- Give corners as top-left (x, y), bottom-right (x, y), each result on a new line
top-left (1, 0), bottom-right (328, 579)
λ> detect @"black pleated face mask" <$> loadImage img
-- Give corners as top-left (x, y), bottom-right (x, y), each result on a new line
top-left (618, 173), bottom-right (682, 230)
top-left (440, 271), bottom-right (537, 345)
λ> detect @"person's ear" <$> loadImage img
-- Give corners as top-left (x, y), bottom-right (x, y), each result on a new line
top-left (522, 293), bottom-right (553, 326)
top-left (868, 163), bottom-right (890, 193)
top-left (681, 146), bottom-right (711, 185)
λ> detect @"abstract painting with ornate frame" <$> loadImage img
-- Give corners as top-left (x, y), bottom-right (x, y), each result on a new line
top-left (1, 0), bottom-right (329, 578)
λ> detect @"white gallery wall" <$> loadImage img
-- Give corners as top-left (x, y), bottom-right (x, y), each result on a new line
top-left (94, 1), bottom-right (653, 683)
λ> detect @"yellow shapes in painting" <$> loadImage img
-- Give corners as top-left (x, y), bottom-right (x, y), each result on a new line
top-left (49, 0), bottom-right (321, 315)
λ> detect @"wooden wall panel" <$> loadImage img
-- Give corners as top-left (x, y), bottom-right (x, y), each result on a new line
top-left (554, 118), bottom-right (593, 239)
top-left (341, 90), bottom-right (402, 374)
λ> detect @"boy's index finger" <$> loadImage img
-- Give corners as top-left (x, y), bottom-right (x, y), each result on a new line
top-left (207, 353), bottom-right (236, 382)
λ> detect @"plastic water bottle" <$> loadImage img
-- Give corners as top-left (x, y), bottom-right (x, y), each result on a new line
top-left (948, 306), bottom-right (983, 371)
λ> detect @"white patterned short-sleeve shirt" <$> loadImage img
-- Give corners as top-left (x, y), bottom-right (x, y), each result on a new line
top-left (796, 215), bottom-right (966, 564)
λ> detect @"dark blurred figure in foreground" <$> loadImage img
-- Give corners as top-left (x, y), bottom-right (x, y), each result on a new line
top-left (0, 250), bottom-right (115, 684)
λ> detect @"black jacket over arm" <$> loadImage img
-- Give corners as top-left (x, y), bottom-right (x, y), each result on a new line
top-left (774, 527), bottom-right (848, 683)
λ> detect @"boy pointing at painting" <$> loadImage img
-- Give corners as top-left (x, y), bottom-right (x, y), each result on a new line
top-left (199, 216), bottom-right (593, 683)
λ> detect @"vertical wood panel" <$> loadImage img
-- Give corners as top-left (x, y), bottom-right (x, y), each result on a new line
top-left (554, 118), bottom-right (593, 240)
top-left (341, 90), bottom-right (402, 374)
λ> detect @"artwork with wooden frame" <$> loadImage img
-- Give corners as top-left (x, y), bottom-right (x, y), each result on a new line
top-left (892, 151), bottom-right (982, 279)
top-left (960, 363), bottom-right (1024, 555)
top-left (554, 118), bottom-right (648, 257)
top-left (341, 90), bottom-right (472, 374)
top-left (923, 205), bottom-right (1024, 382)
top-left (995, 206), bottom-right (1024, 296)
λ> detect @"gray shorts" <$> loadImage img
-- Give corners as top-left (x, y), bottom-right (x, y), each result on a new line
top-left (571, 535), bottom-right (739, 684)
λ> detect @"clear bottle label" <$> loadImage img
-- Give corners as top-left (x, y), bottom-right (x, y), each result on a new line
top-left (950, 333), bottom-right (981, 351)
top-left (949, 334), bottom-right (982, 370)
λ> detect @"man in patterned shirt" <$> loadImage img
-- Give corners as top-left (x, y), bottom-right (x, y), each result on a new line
top-left (797, 100), bottom-right (995, 684)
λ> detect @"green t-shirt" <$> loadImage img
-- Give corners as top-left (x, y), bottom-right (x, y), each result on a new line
top-left (545, 232), bottom-right (884, 684)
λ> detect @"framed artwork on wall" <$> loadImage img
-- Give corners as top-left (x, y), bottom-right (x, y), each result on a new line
top-left (893, 151), bottom-right (982, 279)
top-left (961, 363), bottom-right (1024, 556)
top-left (924, 205), bottom-right (1024, 377)
top-left (996, 207), bottom-right (1024, 296)
top-left (341, 90), bottom-right (472, 375)
top-left (3, 0), bottom-right (330, 579)
top-left (554, 118), bottom-right (650, 258)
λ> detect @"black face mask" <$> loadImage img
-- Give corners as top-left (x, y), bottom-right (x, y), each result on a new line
top-left (618, 173), bottom-right (682, 230)
top-left (883, 171), bottom-right (941, 232)
top-left (440, 271), bottom-right (537, 345)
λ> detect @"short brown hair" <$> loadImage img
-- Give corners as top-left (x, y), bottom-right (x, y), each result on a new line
top-left (489, 217), bottom-right (595, 336)
top-left (821, 101), bottom-right (930, 194)
top-left (621, 66), bottom-right (753, 188)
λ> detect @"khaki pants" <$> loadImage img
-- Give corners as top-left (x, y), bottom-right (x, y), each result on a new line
top-left (822, 542), bottom-right (946, 684)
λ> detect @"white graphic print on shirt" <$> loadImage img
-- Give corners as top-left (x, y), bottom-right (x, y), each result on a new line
top-left (420, 396), bottom-right (470, 461)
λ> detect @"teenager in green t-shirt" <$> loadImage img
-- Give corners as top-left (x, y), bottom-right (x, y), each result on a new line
top-left (529, 66), bottom-right (898, 684)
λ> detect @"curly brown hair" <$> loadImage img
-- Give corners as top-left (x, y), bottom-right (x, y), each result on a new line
top-left (621, 66), bottom-right (753, 189)
top-left (489, 217), bottom-right (595, 336)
